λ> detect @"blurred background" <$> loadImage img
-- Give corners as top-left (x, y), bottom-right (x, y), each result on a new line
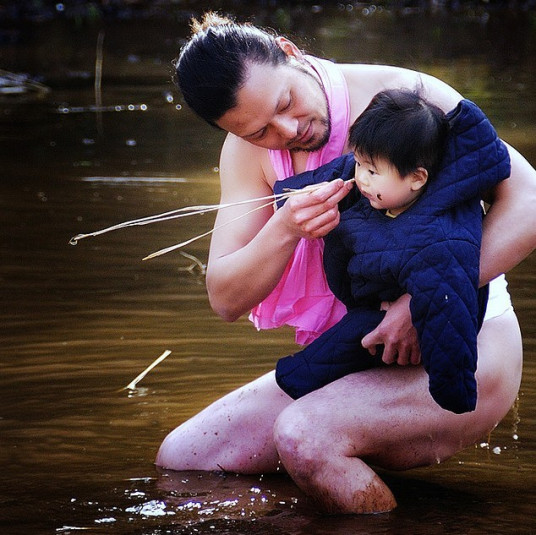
top-left (1, 2), bottom-right (535, 534)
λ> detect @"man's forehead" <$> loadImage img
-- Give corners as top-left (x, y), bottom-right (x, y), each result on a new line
top-left (217, 63), bottom-right (290, 136)
top-left (240, 60), bottom-right (292, 98)
top-left (243, 58), bottom-right (290, 78)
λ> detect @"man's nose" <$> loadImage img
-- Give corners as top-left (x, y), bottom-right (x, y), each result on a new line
top-left (273, 114), bottom-right (298, 139)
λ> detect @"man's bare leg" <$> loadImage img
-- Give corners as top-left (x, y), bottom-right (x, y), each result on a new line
top-left (273, 310), bottom-right (522, 514)
top-left (157, 311), bottom-right (521, 513)
top-left (156, 370), bottom-right (292, 474)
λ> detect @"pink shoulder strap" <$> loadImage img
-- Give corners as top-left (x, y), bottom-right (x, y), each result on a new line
top-left (249, 57), bottom-right (350, 345)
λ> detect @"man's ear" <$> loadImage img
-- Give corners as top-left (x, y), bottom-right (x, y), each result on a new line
top-left (410, 167), bottom-right (428, 191)
top-left (275, 36), bottom-right (304, 60)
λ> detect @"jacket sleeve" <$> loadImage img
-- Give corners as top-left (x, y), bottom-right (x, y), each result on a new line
top-left (273, 153), bottom-right (356, 209)
top-left (425, 100), bottom-right (511, 211)
top-left (276, 305), bottom-right (386, 399)
top-left (399, 239), bottom-right (481, 413)
top-left (323, 227), bottom-right (355, 308)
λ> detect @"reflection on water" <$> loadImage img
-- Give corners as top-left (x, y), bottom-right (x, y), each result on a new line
top-left (1, 4), bottom-right (535, 534)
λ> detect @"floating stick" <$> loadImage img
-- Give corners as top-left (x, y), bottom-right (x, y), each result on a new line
top-left (123, 350), bottom-right (172, 390)
top-left (178, 251), bottom-right (206, 274)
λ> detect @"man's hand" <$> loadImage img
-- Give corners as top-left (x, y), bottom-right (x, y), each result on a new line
top-left (361, 294), bottom-right (421, 366)
top-left (281, 179), bottom-right (353, 240)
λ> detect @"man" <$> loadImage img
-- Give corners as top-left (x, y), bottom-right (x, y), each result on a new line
top-left (156, 12), bottom-right (534, 514)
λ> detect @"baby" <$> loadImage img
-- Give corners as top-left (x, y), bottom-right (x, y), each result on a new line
top-left (274, 89), bottom-right (510, 413)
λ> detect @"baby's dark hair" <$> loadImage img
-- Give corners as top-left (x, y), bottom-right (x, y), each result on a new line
top-left (348, 88), bottom-right (448, 178)
top-left (174, 12), bottom-right (287, 126)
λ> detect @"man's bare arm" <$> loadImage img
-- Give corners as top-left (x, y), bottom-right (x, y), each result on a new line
top-left (206, 133), bottom-right (351, 321)
top-left (480, 143), bottom-right (536, 285)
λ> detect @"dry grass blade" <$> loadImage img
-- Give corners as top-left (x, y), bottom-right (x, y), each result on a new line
top-left (142, 199), bottom-right (275, 260)
top-left (69, 179), bottom-right (354, 258)
top-left (69, 194), bottom-right (282, 246)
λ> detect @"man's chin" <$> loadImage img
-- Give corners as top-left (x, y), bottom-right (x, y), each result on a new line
top-left (291, 131), bottom-right (331, 153)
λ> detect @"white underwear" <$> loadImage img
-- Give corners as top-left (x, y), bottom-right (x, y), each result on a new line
top-left (484, 274), bottom-right (513, 321)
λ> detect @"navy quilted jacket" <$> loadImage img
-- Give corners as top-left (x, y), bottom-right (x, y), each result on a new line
top-left (274, 100), bottom-right (511, 413)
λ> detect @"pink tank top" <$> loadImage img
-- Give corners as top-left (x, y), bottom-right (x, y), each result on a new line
top-left (249, 56), bottom-right (350, 345)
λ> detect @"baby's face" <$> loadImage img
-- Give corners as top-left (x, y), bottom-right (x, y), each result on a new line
top-left (353, 152), bottom-right (425, 216)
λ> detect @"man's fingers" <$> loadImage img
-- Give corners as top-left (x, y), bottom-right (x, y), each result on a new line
top-left (381, 346), bottom-right (398, 365)
top-left (410, 347), bottom-right (422, 365)
top-left (395, 350), bottom-right (410, 366)
top-left (361, 332), bottom-right (378, 356)
top-left (293, 179), bottom-right (350, 212)
top-left (285, 180), bottom-right (352, 238)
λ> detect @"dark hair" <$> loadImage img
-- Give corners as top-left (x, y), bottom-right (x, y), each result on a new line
top-left (348, 88), bottom-right (448, 178)
top-left (174, 12), bottom-right (288, 126)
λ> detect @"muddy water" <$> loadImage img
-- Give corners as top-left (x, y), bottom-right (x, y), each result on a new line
top-left (1, 5), bottom-right (535, 534)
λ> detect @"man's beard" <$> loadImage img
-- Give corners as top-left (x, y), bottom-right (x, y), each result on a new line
top-left (290, 68), bottom-right (332, 153)
top-left (300, 117), bottom-right (332, 153)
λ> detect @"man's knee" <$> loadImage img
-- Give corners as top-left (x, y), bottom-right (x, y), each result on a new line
top-left (155, 427), bottom-right (181, 469)
top-left (273, 402), bottom-right (330, 474)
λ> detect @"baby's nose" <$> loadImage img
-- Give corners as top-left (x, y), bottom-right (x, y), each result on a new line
top-left (355, 167), bottom-right (369, 186)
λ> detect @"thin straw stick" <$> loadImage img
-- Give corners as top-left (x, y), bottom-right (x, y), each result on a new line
top-left (70, 179), bottom-right (356, 258)
top-left (123, 350), bottom-right (172, 390)
top-left (142, 199), bottom-right (276, 260)
top-left (69, 193), bottom-right (284, 245)
top-left (142, 180), bottom-right (356, 260)
top-left (95, 30), bottom-right (105, 136)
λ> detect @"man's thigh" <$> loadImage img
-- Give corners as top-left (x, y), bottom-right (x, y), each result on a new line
top-left (291, 311), bottom-right (522, 471)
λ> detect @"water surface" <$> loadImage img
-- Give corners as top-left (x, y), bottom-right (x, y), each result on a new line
top-left (1, 4), bottom-right (535, 534)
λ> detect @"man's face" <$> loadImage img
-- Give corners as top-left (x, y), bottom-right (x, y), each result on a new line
top-left (216, 61), bottom-right (331, 152)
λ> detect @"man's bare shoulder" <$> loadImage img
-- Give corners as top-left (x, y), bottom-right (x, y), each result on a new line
top-left (339, 63), bottom-right (414, 89)
top-left (338, 63), bottom-right (462, 118)
top-left (220, 133), bottom-right (276, 198)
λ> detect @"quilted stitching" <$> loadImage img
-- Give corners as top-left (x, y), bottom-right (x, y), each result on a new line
top-left (274, 100), bottom-right (510, 413)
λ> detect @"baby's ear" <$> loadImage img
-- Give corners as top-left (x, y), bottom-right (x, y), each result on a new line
top-left (410, 167), bottom-right (428, 191)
